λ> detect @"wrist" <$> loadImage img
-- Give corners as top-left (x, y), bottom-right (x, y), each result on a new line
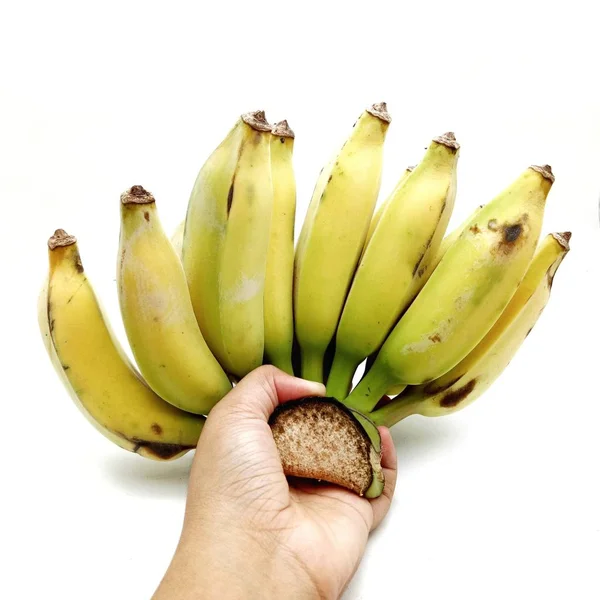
top-left (155, 525), bottom-right (324, 600)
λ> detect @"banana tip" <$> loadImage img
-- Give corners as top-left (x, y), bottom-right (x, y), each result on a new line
top-left (434, 131), bottom-right (460, 150)
top-left (48, 229), bottom-right (77, 250)
top-left (242, 110), bottom-right (272, 132)
top-left (121, 185), bottom-right (155, 205)
top-left (367, 102), bottom-right (391, 123)
top-left (552, 231), bottom-right (572, 250)
top-left (530, 164), bottom-right (555, 183)
top-left (272, 120), bottom-right (295, 139)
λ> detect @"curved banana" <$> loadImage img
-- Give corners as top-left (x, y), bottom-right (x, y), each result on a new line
top-left (327, 133), bottom-right (460, 399)
top-left (118, 186), bottom-right (231, 414)
top-left (294, 103), bottom-right (391, 382)
top-left (264, 120), bottom-right (296, 374)
top-left (39, 229), bottom-right (204, 460)
top-left (347, 165), bottom-right (555, 412)
top-left (363, 164), bottom-right (414, 249)
top-left (370, 231), bottom-right (571, 426)
top-left (218, 112), bottom-right (274, 377)
top-left (181, 115), bottom-right (246, 366)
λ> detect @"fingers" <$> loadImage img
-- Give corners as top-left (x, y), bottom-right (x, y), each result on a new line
top-left (209, 365), bottom-right (326, 423)
top-left (369, 426), bottom-right (398, 531)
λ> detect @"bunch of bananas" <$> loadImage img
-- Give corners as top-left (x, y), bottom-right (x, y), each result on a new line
top-left (38, 104), bottom-right (570, 469)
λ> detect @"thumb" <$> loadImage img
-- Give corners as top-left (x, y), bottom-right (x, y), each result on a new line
top-left (209, 365), bottom-right (326, 424)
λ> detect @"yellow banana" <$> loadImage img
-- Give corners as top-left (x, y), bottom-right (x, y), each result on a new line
top-left (327, 133), bottom-right (460, 399)
top-left (294, 103), bottom-right (391, 382)
top-left (363, 164), bottom-right (414, 249)
top-left (181, 115), bottom-right (247, 365)
top-left (39, 229), bottom-right (204, 460)
top-left (264, 120), bottom-right (296, 374)
top-left (370, 231), bottom-right (571, 426)
top-left (347, 165), bottom-right (555, 413)
top-left (218, 112), bottom-right (274, 378)
top-left (118, 186), bottom-right (231, 414)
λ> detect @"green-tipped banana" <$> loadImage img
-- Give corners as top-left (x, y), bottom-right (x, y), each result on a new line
top-left (327, 133), bottom-right (460, 399)
top-left (263, 120), bottom-right (296, 374)
top-left (39, 229), bottom-right (204, 460)
top-left (118, 186), bottom-right (231, 414)
top-left (218, 112), bottom-right (274, 378)
top-left (347, 165), bottom-right (555, 413)
top-left (363, 164), bottom-right (414, 249)
top-left (370, 231), bottom-right (571, 426)
top-left (294, 103), bottom-right (391, 382)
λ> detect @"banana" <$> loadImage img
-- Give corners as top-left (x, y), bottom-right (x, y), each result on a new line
top-left (181, 115), bottom-right (247, 366)
top-left (370, 231), bottom-right (571, 426)
top-left (218, 112), bottom-right (274, 377)
top-left (294, 103), bottom-right (391, 382)
top-left (118, 186), bottom-right (231, 414)
top-left (39, 229), bottom-right (204, 460)
top-left (182, 111), bottom-right (274, 378)
top-left (171, 220), bottom-right (185, 258)
top-left (326, 133), bottom-right (460, 399)
top-left (363, 164), bottom-right (414, 249)
top-left (264, 120), bottom-right (296, 374)
top-left (346, 165), bottom-right (555, 413)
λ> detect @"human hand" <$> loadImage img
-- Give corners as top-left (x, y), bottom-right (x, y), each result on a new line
top-left (153, 366), bottom-right (398, 600)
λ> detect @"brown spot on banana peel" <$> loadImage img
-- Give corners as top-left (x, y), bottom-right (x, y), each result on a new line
top-left (151, 423), bottom-right (163, 435)
top-left (144, 211), bottom-right (150, 222)
top-left (132, 440), bottom-right (195, 460)
top-left (470, 224), bottom-right (481, 234)
top-left (439, 379), bottom-right (478, 408)
top-left (429, 334), bottom-right (442, 343)
top-left (226, 183), bottom-right (234, 216)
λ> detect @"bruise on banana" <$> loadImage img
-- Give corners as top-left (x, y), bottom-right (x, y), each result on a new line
top-left (438, 378), bottom-right (478, 408)
top-left (131, 440), bottom-right (195, 460)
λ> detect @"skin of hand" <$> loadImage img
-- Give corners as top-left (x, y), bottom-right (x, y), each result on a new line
top-left (153, 366), bottom-right (398, 600)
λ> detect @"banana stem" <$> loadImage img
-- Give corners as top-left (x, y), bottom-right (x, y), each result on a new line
top-left (301, 349), bottom-right (325, 384)
top-left (343, 367), bottom-right (392, 413)
top-left (326, 353), bottom-right (359, 400)
top-left (368, 396), bottom-right (420, 427)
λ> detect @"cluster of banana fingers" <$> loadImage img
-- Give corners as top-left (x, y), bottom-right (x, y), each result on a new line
top-left (38, 104), bottom-right (570, 498)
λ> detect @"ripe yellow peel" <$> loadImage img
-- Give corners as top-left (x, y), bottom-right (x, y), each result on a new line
top-left (217, 118), bottom-right (274, 377)
top-left (264, 123), bottom-right (296, 374)
top-left (182, 119), bottom-right (246, 364)
top-left (41, 235), bottom-right (204, 459)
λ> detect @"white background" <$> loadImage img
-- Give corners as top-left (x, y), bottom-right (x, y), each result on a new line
top-left (2, 1), bottom-right (600, 598)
